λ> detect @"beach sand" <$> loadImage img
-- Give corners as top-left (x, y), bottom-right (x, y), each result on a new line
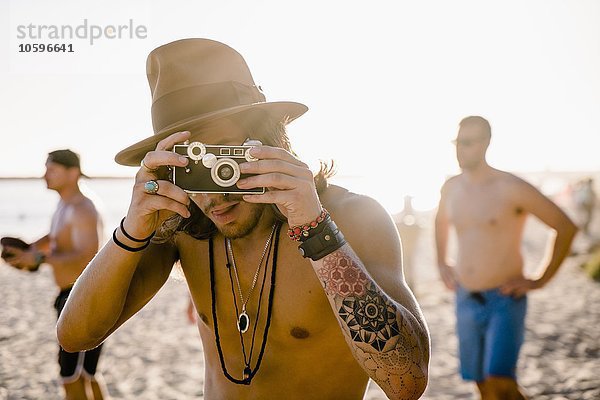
top-left (1, 211), bottom-right (599, 399)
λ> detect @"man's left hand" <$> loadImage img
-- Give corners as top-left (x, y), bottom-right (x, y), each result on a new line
top-left (500, 277), bottom-right (544, 297)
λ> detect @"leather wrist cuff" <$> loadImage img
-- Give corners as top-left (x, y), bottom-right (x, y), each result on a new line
top-left (298, 219), bottom-right (347, 261)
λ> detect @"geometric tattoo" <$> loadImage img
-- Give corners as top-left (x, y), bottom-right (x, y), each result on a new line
top-left (317, 252), bottom-right (369, 297)
top-left (338, 282), bottom-right (400, 351)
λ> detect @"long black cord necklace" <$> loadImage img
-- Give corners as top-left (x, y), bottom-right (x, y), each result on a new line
top-left (209, 221), bottom-right (282, 385)
top-left (225, 226), bottom-right (274, 379)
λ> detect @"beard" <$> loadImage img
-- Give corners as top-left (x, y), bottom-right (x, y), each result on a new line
top-left (198, 194), bottom-right (266, 239)
top-left (220, 203), bottom-right (266, 239)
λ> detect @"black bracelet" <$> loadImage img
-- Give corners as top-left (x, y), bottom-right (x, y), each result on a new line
top-left (112, 228), bottom-right (151, 252)
top-left (120, 217), bottom-right (155, 243)
top-left (298, 219), bottom-right (347, 261)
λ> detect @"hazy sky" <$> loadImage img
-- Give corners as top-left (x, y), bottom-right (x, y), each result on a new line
top-left (1, 0), bottom-right (599, 210)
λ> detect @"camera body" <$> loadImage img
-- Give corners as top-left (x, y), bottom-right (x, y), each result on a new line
top-left (171, 141), bottom-right (265, 194)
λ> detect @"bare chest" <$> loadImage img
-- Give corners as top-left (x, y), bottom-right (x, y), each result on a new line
top-left (447, 185), bottom-right (522, 230)
top-left (49, 204), bottom-right (74, 251)
top-left (180, 237), bottom-right (339, 345)
top-left (180, 238), bottom-right (364, 394)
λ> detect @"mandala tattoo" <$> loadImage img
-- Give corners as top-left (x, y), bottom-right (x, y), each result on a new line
top-left (318, 249), bottom-right (429, 398)
top-left (338, 282), bottom-right (400, 351)
top-left (354, 318), bottom-right (429, 398)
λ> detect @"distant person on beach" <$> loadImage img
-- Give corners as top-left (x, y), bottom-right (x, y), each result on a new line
top-left (395, 195), bottom-right (421, 288)
top-left (1, 149), bottom-right (109, 400)
top-left (57, 38), bottom-right (430, 399)
top-left (435, 116), bottom-right (578, 399)
top-left (573, 177), bottom-right (596, 237)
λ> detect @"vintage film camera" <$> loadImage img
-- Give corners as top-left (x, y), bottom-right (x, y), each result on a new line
top-left (171, 140), bottom-right (265, 194)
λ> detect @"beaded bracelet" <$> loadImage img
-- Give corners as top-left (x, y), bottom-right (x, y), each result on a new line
top-left (120, 217), bottom-right (155, 242)
top-left (287, 209), bottom-right (329, 242)
top-left (112, 228), bottom-right (152, 252)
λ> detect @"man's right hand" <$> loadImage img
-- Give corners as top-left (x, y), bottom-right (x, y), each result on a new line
top-left (122, 131), bottom-right (192, 239)
top-left (438, 263), bottom-right (458, 290)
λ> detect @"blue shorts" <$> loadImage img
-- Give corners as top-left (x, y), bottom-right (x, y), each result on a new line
top-left (455, 286), bottom-right (527, 382)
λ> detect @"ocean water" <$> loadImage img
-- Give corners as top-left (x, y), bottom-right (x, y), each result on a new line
top-left (0, 178), bottom-right (134, 242)
top-left (0, 170), bottom-right (595, 246)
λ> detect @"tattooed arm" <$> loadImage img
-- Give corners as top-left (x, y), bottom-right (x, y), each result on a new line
top-left (237, 146), bottom-right (429, 398)
top-left (316, 193), bottom-right (430, 400)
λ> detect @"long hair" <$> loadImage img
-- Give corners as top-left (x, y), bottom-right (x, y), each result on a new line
top-left (152, 112), bottom-right (334, 243)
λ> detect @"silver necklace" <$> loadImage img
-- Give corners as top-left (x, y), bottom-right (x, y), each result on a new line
top-left (226, 223), bottom-right (277, 334)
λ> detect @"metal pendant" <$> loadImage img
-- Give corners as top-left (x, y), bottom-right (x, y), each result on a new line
top-left (237, 311), bottom-right (250, 333)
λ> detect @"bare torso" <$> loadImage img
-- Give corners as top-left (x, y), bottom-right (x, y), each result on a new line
top-left (178, 187), bottom-right (375, 399)
top-left (49, 196), bottom-right (102, 289)
top-left (180, 234), bottom-right (369, 399)
top-left (445, 170), bottom-right (528, 291)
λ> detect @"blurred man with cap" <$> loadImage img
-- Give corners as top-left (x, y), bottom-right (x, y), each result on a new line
top-left (2, 149), bottom-right (108, 399)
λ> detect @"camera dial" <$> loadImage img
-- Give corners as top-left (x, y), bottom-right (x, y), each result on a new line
top-left (187, 142), bottom-right (206, 161)
top-left (243, 139), bottom-right (261, 162)
top-left (243, 139), bottom-right (262, 146)
top-left (202, 153), bottom-right (217, 168)
top-left (245, 148), bottom-right (258, 162)
top-left (211, 158), bottom-right (241, 187)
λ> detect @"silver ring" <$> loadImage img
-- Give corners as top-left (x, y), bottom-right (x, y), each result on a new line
top-left (140, 159), bottom-right (158, 173)
top-left (144, 180), bottom-right (159, 195)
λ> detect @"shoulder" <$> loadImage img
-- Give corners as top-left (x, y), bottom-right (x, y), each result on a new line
top-left (320, 184), bottom-right (399, 249)
top-left (321, 184), bottom-right (388, 222)
top-left (491, 170), bottom-right (553, 213)
top-left (440, 174), bottom-right (462, 196)
top-left (495, 170), bottom-right (540, 194)
top-left (68, 196), bottom-right (100, 224)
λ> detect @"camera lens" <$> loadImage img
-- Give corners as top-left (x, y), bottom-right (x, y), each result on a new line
top-left (217, 165), bottom-right (234, 180)
top-left (211, 158), bottom-right (240, 187)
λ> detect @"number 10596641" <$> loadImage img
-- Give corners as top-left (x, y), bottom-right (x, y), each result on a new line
top-left (18, 43), bottom-right (74, 53)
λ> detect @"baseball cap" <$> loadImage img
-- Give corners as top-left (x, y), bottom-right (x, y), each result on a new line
top-left (47, 149), bottom-right (88, 178)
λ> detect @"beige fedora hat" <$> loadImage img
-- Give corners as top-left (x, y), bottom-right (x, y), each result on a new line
top-left (115, 38), bottom-right (308, 166)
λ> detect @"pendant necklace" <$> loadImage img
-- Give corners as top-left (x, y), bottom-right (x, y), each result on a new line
top-left (226, 222), bottom-right (277, 334)
top-left (209, 221), bottom-right (282, 385)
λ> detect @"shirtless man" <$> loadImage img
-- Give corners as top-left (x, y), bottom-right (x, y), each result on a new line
top-left (57, 38), bottom-right (430, 399)
top-left (2, 149), bottom-right (108, 400)
top-left (435, 116), bottom-right (578, 399)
